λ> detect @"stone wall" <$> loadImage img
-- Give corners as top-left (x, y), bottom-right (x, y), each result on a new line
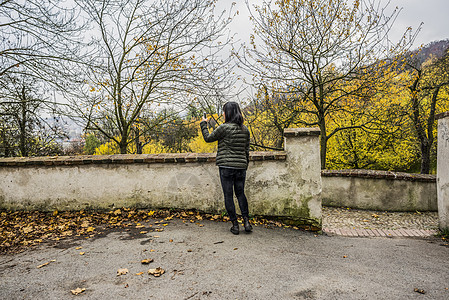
top-left (0, 128), bottom-right (322, 227)
top-left (321, 169), bottom-right (437, 212)
top-left (437, 111), bottom-right (449, 230)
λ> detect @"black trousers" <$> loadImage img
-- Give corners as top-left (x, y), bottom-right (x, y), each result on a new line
top-left (219, 167), bottom-right (249, 222)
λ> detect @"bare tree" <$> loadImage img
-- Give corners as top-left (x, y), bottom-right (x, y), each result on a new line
top-left (238, 0), bottom-right (418, 168)
top-left (0, 1), bottom-right (89, 157)
top-left (69, 0), bottom-right (235, 154)
top-left (0, 0), bottom-right (84, 80)
top-left (0, 74), bottom-right (66, 157)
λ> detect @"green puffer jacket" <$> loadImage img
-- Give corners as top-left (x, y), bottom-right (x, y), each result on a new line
top-left (200, 121), bottom-right (250, 169)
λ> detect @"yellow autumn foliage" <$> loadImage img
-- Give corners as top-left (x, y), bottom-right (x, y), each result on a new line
top-left (94, 140), bottom-right (119, 155)
top-left (94, 138), bottom-right (169, 155)
top-left (188, 128), bottom-right (217, 153)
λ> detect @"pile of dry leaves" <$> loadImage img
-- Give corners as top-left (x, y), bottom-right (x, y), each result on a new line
top-left (0, 208), bottom-right (303, 254)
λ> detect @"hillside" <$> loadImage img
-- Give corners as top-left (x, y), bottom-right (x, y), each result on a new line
top-left (410, 39), bottom-right (449, 66)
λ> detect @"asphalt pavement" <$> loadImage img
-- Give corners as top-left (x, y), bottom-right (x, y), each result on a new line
top-left (0, 217), bottom-right (448, 299)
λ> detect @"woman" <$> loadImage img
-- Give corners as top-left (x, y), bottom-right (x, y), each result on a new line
top-left (200, 102), bottom-right (252, 235)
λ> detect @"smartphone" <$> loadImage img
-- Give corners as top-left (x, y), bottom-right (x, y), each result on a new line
top-left (203, 112), bottom-right (207, 119)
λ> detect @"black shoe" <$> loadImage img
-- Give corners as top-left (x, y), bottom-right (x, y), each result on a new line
top-left (230, 220), bottom-right (239, 235)
top-left (243, 216), bottom-right (253, 233)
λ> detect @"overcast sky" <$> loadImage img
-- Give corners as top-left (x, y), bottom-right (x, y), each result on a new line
top-left (386, 0), bottom-right (449, 47)
top-left (220, 0), bottom-right (449, 50)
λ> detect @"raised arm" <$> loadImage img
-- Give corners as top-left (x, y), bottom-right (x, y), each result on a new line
top-left (200, 121), bottom-right (226, 143)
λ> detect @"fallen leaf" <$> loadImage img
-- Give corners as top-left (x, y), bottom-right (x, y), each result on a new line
top-left (141, 258), bottom-right (154, 264)
top-left (23, 226), bottom-right (33, 234)
top-left (154, 235), bottom-right (160, 238)
top-left (37, 259), bottom-right (56, 269)
top-left (169, 239), bottom-right (173, 242)
top-left (135, 272), bottom-right (144, 276)
top-left (117, 268), bottom-right (128, 276)
top-left (233, 248), bottom-right (238, 250)
top-left (148, 267), bottom-right (165, 277)
top-left (187, 249), bottom-right (192, 252)
top-left (414, 288), bottom-right (426, 294)
top-left (62, 230), bottom-right (73, 237)
top-left (150, 249), bottom-right (155, 252)
top-left (343, 256), bottom-right (347, 258)
top-left (86, 227), bottom-right (95, 233)
top-left (140, 231), bottom-right (148, 234)
top-left (71, 288), bottom-right (85, 295)
top-left (79, 252), bottom-right (85, 255)
top-left (75, 247), bottom-right (82, 250)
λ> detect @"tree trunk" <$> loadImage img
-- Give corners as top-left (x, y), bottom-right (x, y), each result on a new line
top-left (119, 141), bottom-right (127, 154)
top-left (320, 133), bottom-right (327, 169)
top-left (318, 111), bottom-right (327, 169)
top-left (276, 134), bottom-right (284, 149)
top-left (420, 86), bottom-right (440, 174)
top-left (19, 87), bottom-right (27, 157)
top-left (136, 138), bottom-right (142, 154)
top-left (134, 127), bottom-right (142, 154)
top-left (420, 139), bottom-right (431, 174)
top-left (1, 129), bottom-right (11, 157)
top-left (317, 118), bottom-right (327, 169)
top-left (408, 71), bottom-right (430, 174)
top-left (119, 134), bottom-right (128, 154)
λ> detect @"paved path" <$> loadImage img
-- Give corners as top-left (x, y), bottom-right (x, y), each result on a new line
top-left (322, 207), bottom-right (439, 238)
top-left (1, 218), bottom-right (448, 299)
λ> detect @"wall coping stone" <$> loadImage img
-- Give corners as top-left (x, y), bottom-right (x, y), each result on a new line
top-left (321, 169), bottom-right (436, 182)
top-left (436, 111), bottom-right (449, 120)
top-left (0, 151), bottom-right (287, 167)
top-left (284, 127), bottom-right (320, 137)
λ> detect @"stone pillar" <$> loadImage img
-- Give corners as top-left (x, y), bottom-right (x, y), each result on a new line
top-left (283, 128), bottom-right (322, 227)
top-left (437, 111), bottom-right (449, 231)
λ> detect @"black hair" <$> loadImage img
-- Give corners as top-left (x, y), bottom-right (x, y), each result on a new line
top-left (223, 101), bottom-right (244, 127)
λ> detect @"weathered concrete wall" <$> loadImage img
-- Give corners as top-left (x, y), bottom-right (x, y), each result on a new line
top-left (0, 128), bottom-right (322, 227)
top-left (322, 170), bottom-right (437, 212)
top-left (437, 111), bottom-right (449, 230)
